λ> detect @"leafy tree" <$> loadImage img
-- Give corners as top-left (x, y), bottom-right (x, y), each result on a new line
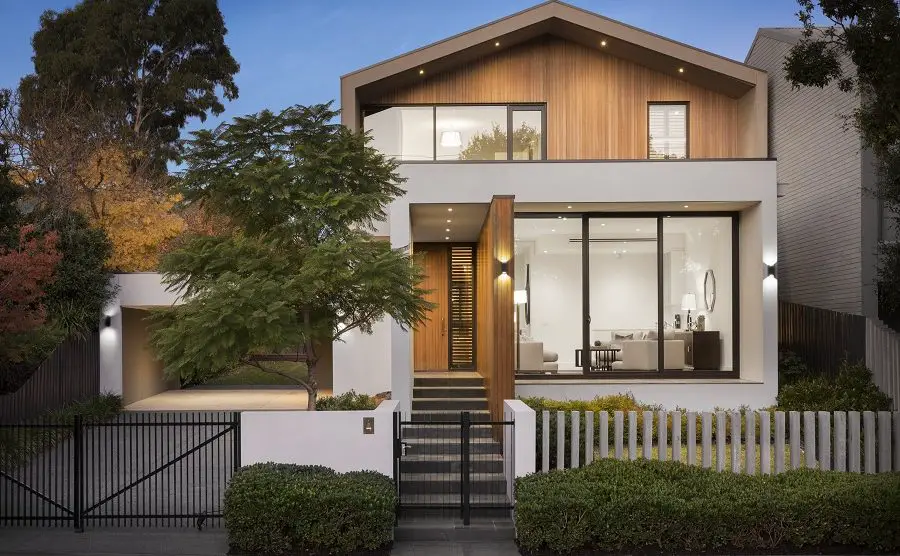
top-left (21, 0), bottom-right (240, 164)
top-left (40, 213), bottom-right (116, 337)
top-left (149, 103), bottom-right (432, 409)
top-left (0, 91), bottom-right (21, 246)
top-left (459, 122), bottom-right (541, 160)
top-left (0, 225), bottom-right (61, 334)
top-left (783, 0), bottom-right (900, 316)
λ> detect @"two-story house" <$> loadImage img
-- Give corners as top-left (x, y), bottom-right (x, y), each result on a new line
top-left (333, 1), bottom-right (778, 416)
top-left (96, 1), bottom-right (778, 415)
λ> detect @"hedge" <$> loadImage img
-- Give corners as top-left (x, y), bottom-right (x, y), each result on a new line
top-left (516, 459), bottom-right (900, 555)
top-left (316, 390), bottom-right (379, 411)
top-left (224, 463), bottom-right (395, 555)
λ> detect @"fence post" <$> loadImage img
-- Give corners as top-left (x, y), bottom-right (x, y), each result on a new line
top-left (818, 412), bottom-right (831, 471)
top-left (614, 411), bottom-right (624, 460)
top-left (672, 411), bottom-right (682, 464)
top-left (687, 412), bottom-right (697, 466)
top-left (834, 411), bottom-right (847, 472)
top-left (730, 411), bottom-right (741, 473)
top-left (73, 415), bottom-right (83, 532)
top-left (877, 411), bottom-right (892, 473)
top-left (863, 411), bottom-right (876, 474)
top-left (774, 411), bottom-right (785, 474)
top-left (746, 411), bottom-right (756, 475)
top-left (556, 411), bottom-right (565, 470)
top-left (715, 411), bottom-right (726, 472)
top-left (760, 411), bottom-right (771, 475)
top-left (584, 411), bottom-right (594, 466)
top-left (658, 411), bottom-right (668, 462)
top-left (571, 411), bottom-right (580, 468)
top-left (542, 411), bottom-right (549, 473)
top-left (232, 411), bottom-right (242, 471)
top-left (803, 411), bottom-right (817, 469)
top-left (598, 412), bottom-right (609, 460)
top-left (628, 411), bottom-right (638, 461)
top-left (848, 411), bottom-right (861, 473)
top-left (642, 411), bottom-right (653, 460)
top-left (789, 412), bottom-right (801, 470)
top-left (461, 411), bottom-right (471, 525)
top-left (701, 412), bottom-right (712, 469)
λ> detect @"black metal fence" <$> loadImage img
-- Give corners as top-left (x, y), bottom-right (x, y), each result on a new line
top-left (394, 411), bottom-right (513, 524)
top-left (0, 331), bottom-right (100, 423)
top-left (0, 411), bottom-right (240, 529)
top-left (779, 301), bottom-right (867, 377)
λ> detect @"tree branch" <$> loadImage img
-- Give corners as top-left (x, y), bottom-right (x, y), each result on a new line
top-left (240, 358), bottom-right (312, 392)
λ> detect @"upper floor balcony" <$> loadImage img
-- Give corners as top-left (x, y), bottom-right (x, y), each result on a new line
top-left (341, 2), bottom-right (768, 162)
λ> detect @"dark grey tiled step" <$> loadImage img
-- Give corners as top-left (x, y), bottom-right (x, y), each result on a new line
top-left (401, 423), bottom-right (494, 439)
top-left (412, 398), bottom-right (488, 411)
top-left (400, 472), bottom-right (507, 495)
top-left (408, 410), bottom-right (491, 422)
top-left (400, 455), bottom-right (503, 474)
top-left (413, 386), bottom-right (487, 399)
top-left (414, 376), bottom-right (484, 388)
top-left (400, 493), bottom-right (511, 507)
top-left (403, 438), bottom-right (502, 456)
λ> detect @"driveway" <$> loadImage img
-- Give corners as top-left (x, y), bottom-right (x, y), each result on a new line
top-left (124, 385), bottom-right (332, 411)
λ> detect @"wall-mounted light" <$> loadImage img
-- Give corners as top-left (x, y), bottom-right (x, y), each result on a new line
top-left (765, 262), bottom-right (777, 279)
top-left (499, 261), bottom-right (510, 277)
top-left (103, 316), bottom-right (112, 327)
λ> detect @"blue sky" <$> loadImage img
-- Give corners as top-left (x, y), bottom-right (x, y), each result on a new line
top-left (0, 0), bottom-right (804, 133)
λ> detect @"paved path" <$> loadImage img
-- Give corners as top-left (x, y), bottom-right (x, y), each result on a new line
top-left (0, 529), bottom-right (522, 555)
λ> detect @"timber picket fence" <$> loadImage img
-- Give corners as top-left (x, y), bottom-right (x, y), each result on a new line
top-left (537, 410), bottom-right (900, 475)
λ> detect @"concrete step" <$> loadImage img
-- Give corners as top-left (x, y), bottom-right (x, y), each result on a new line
top-left (400, 472), bottom-right (507, 495)
top-left (394, 517), bottom-right (515, 542)
top-left (403, 438), bottom-right (502, 456)
top-left (412, 398), bottom-right (488, 411)
top-left (401, 423), bottom-right (494, 439)
top-left (413, 386), bottom-right (487, 399)
top-left (414, 375), bottom-right (484, 388)
top-left (408, 410), bottom-right (491, 422)
top-left (399, 455), bottom-right (503, 474)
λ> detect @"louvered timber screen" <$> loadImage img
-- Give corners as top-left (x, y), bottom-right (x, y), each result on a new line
top-left (449, 245), bottom-right (476, 369)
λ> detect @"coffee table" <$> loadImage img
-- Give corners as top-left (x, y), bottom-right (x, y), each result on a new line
top-left (574, 347), bottom-right (621, 372)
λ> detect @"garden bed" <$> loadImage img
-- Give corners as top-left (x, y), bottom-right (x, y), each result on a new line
top-left (516, 459), bottom-right (900, 555)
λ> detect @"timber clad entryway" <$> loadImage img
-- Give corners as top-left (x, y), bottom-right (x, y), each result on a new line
top-left (413, 244), bottom-right (476, 372)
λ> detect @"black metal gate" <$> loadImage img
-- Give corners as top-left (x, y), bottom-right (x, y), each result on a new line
top-left (0, 411), bottom-right (240, 529)
top-left (394, 411), bottom-right (514, 524)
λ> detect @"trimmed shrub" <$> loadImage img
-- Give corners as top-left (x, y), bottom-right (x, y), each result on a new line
top-left (777, 360), bottom-right (892, 412)
top-left (516, 459), bottom-right (900, 555)
top-left (225, 463), bottom-right (395, 555)
top-left (316, 390), bottom-right (379, 411)
top-left (778, 348), bottom-right (810, 386)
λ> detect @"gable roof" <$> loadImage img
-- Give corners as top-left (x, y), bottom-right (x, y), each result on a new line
top-left (341, 1), bottom-right (767, 126)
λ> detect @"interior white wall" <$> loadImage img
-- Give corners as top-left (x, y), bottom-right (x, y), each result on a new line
top-left (341, 160), bottom-right (778, 410)
top-left (99, 273), bottom-right (181, 395)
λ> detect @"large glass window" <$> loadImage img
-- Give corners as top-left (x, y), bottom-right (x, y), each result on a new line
top-left (589, 218), bottom-right (660, 372)
top-left (663, 217), bottom-right (733, 371)
top-left (648, 103), bottom-right (688, 159)
top-left (514, 213), bottom-right (737, 377)
top-left (364, 104), bottom-right (545, 162)
top-left (363, 106), bottom-right (434, 160)
top-left (513, 216), bottom-right (581, 373)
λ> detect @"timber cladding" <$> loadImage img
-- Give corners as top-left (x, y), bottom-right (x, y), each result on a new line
top-left (476, 197), bottom-right (515, 422)
top-left (370, 36), bottom-right (738, 159)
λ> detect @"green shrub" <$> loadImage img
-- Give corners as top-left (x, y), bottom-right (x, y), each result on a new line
top-left (0, 393), bottom-right (122, 469)
top-left (316, 390), bottom-right (379, 411)
top-left (778, 348), bottom-right (810, 387)
top-left (516, 459), bottom-right (900, 554)
top-left (777, 360), bottom-right (892, 412)
top-left (225, 463), bottom-right (395, 555)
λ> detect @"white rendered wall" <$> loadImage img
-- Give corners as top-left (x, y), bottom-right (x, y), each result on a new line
top-left (240, 401), bottom-right (399, 476)
top-left (99, 273), bottom-right (181, 396)
top-left (332, 318), bottom-right (393, 396)
top-left (345, 160), bottom-right (778, 411)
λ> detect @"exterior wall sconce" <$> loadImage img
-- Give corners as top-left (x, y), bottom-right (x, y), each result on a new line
top-left (103, 316), bottom-right (112, 327)
top-left (765, 263), bottom-right (777, 279)
top-left (499, 261), bottom-right (510, 277)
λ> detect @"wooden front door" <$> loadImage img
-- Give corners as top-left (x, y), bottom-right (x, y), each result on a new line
top-left (414, 245), bottom-right (449, 371)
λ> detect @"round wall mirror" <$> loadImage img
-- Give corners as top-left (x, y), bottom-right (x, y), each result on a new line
top-left (703, 269), bottom-right (717, 312)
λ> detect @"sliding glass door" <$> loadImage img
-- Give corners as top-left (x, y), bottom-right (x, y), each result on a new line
top-left (513, 212), bottom-right (739, 378)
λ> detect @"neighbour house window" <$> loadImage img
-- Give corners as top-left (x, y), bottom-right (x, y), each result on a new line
top-left (363, 104), bottom-right (546, 162)
top-left (648, 103), bottom-right (688, 159)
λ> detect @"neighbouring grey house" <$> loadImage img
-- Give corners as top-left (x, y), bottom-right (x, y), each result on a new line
top-left (746, 28), bottom-right (896, 320)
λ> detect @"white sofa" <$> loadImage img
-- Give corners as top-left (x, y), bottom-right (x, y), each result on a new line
top-left (518, 340), bottom-right (559, 373)
top-left (612, 339), bottom-right (686, 371)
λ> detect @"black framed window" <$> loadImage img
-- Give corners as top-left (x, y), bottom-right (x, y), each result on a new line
top-left (362, 104), bottom-right (547, 162)
top-left (513, 212), bottom-right (739, 379)
top-left (648, 103), bottom-right (689, 159)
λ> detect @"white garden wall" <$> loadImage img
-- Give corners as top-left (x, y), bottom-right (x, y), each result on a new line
top-left (240, 400), bottom-right (399, 477)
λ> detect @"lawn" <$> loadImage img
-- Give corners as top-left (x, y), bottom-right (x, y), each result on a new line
top-left (589, 443), bottom-right (799, 472)
top-left (203, 361), bottom-right (308, 386)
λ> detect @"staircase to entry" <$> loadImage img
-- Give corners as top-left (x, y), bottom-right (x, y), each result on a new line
top-left (400, 372), bottom-right (509, 514)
